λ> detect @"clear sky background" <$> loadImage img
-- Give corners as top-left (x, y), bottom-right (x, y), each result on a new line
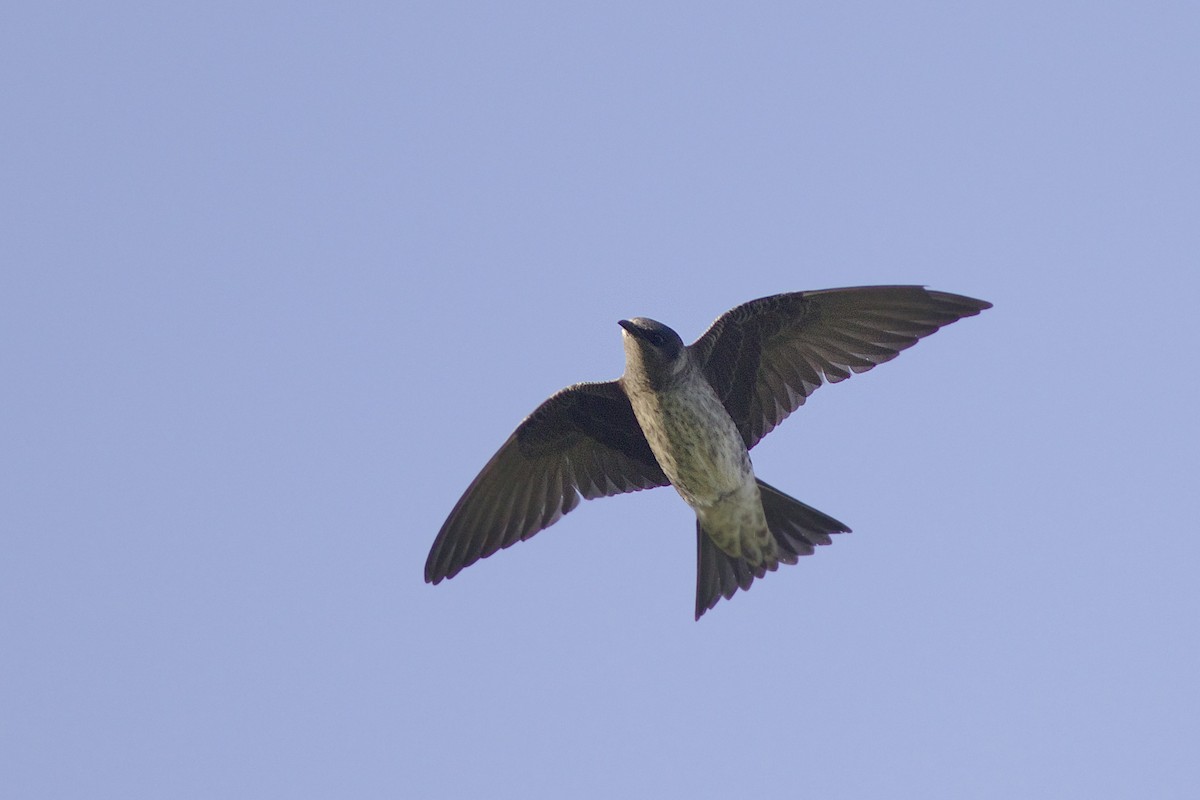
top-left (3, 3), bottom-right (1198, 798)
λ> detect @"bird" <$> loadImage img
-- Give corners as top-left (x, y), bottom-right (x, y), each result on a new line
top-left (424, 285), bottom-right (991, 619)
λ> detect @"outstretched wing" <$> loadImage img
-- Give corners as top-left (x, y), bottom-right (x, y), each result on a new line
top-left (690, 286), bottom-right (991, 449)
top-left (425, 380), bottom-right (669, 583)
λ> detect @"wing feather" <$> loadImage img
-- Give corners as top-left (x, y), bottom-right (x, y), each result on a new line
top-left (691, 286), bottom-right (991, 448)
top-left (425, 380), bottom-right (668, 583)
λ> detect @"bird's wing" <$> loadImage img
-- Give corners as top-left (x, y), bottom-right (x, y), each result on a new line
top-left (690, 286), bottom-right (991, 449)
top-left (425, 380), bottom-right (669, 584)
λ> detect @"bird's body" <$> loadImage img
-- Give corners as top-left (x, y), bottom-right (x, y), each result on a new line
top-left (425, 286), bottom-right (991, 619)
top-left (619, 320), bottom-right (776, 567)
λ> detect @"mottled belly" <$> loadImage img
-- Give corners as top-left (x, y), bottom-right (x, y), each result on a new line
top-left (633, 383), bottom-right (754, 508)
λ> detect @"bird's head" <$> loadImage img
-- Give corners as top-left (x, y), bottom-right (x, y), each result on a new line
top-left (618, 317), bottom-right (686, 388)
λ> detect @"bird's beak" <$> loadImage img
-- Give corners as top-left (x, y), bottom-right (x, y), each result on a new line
top-left (617, 319), bottom-right (637, 336)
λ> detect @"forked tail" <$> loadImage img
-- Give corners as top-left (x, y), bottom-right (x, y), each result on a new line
top-left (694, 479), bottom-right (851, 619)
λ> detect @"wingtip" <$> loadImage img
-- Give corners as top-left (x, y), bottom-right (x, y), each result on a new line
top-left (923, 288), bottom-right (993, 312)
top-left (424, 554), bottom-right (452, 585)
top-left (958, 294), bottom-right (993, 313)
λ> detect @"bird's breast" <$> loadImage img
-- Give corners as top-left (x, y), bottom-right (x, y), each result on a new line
top-left (625, 370), bottom-right (754, 508)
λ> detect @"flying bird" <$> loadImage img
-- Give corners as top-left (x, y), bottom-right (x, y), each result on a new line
top-left (425, 286), bottom-right (990, 619)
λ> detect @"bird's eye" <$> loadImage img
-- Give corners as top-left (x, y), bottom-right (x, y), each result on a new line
top-left (648, 331), bottom-right (676, 347)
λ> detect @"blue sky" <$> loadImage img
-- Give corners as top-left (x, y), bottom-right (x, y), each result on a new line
top-left (4, 3), bottom-right (1198, 798)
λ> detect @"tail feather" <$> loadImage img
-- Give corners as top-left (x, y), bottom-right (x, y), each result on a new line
top-left (694, 479), bottom-right (851, 620)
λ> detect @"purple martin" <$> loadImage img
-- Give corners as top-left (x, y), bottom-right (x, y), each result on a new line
top-left (425, 286), bottom-right (990, 619)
